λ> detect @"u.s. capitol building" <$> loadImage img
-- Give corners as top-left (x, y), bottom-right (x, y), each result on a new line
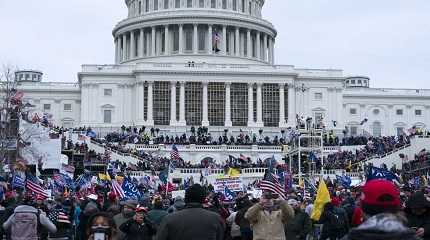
top-left (16, 0), bottom-right (430, 137)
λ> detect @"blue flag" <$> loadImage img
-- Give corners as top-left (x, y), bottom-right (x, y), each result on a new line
top-left (224, 186), bottom-right (236, 202)
top-left (12, 174), bottom-right (25, 189)
top-left (366, 166), bottom-right (399, 182)
top-left (336, 175), bottom-right (352, 188)
top-left (122, 178), bottom-right (141, 200)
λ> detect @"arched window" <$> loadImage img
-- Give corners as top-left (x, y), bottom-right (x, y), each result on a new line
top-left (139, 1), bottom-right (142, 13)
top-left (187, 0), bottom-right (192, 7)
top-left (241, 0), bottom-right (245, 12)
top-left (372, 121), bottom-right (382, 137)
top-left (199, 0), bottom-right (205, 7)
top-left (164, 0), bottom-right (169, 9)
top-left (211, 0), bottom-right (216, 8)
top-left (232, 0), bottom-right (237, 10)
top-left (145, 0), bottom-right (149, 11)
top-left (154, 0), bottom-right (158, 10)
top-left (222, 0), bottom-right (227, 9)
top-left (175, 0), bottom-right (180, 8)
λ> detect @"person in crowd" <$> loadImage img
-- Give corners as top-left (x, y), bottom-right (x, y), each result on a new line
top-left (106, 192), bottom-right (121, 216)
top-left (167, 196), bottom-right (185, 214)
top-left (3, 202), bottom-right (57, 239)
top-left (226, 209), bottom-right (241, 240)
top-left (234, 195), bottom-right (253, 240)
top-left (86, 212), bottom-right (117, 240)
top-left (155, 184), bottom-right (225, 240)
top-left (120, 206), bottom-right (155, 240)
top-left (48, 202), bottom-right (73, 240)
top-left (405, 191), bottom-right (430, 239)
top-left (146, 196), bottom-right (168, 230)
top-left (285, 199), bottom-right (312, 240)
top-left (77, 194), bottom-right (100, 240)
top-left (114, 199), bottom-right (138, 240)
top-left (341, 179), bottom-right (418, 240)
top-left (319, 201), bottom-right (349, 240)
top-left (245, 191), bottom-right (294, 240)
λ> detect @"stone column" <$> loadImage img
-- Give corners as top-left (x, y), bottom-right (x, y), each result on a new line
top-left (151, 27), bottom-right (156, 56)
top-left (256, 31), bottom-right (260, 59)
top-left (178, 24), bottom-right (184, 54)
top-left (268, 37), bottom-right (273, 64)
top-left (202, 82), bottom-right (209, 126)
top-left (140, 29), bottom-right (145, 57)
top-left (247, 83), bottom-right (254, 127)
top-left (122, 34), bottom-right (127, 61)
top-left (170, 81), bottom-right (177, 125)
top-left (246, 29), bottom-right (251, 58)
top-left (193, 24), bottom-right (198, 54)
top-left (263, 33), bottom-right (268, 62)
top-left (256, 83), bottom-right (263, 127)
top-left (146, 81), bottom-right (154, 126)
top-left (178, 81), bottom-right (186, 126)
top-left (222, 25), bottom-right (227, 55)
top-left (207, 25), bottom-right (213, 54)
top-left (235, 27), bottom-right (240, 57)
top-left (287, 83), bottom-right (296, 127)
top-left (279, 83), bottom-right (287, 127)
top-left (130, 31), bottom-right (135, 59)
top-left (270, 37), bottom-right (275, 64)
top-left (225, 82), bottom-right (232, 127)
top-left (164, 25), bottom-right (170, 55)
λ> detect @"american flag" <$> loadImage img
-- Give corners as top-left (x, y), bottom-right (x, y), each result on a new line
top-left (170, 144), bottom-right (180, 160)
top-left (111, 180), bottom-right (125, 199)
top-left (260, 156), bottom-right (286, 199)
top-left (49, 210), bottom-right (71, 224)
top-left (26, 174), bottom-right (48, 199)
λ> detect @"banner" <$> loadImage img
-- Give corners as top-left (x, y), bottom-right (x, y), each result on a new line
top-left (213, 177), bottom-right (243, 192)
top-left (171, 190), bottom-right (185, 199)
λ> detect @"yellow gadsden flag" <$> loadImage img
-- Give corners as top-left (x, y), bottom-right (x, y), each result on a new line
top-left (98, 173), bottom-right (111, 181)
top-left (227, 168), bottom-right (241, 177)
top-left (311, 179), bottom-right (331, 221)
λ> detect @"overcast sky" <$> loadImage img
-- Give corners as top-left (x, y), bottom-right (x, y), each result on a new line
top-left (0, 0), bottom-right (429, 88)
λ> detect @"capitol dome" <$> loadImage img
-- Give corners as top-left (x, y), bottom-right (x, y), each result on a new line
top-left (112, 0), bottom-right (277, 65)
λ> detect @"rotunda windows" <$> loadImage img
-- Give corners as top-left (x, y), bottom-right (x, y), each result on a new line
top-left (373, 109), bottom-right (380, 115)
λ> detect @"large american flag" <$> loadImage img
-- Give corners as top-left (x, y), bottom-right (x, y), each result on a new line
top-left (111, 180), bottom-right (125, 199)
top-left (26, 174), bottom-right (48, 199)
top-left (260, 156), bottom-right (286, 199)
top-left (170, 144), bottom-right (180, 160)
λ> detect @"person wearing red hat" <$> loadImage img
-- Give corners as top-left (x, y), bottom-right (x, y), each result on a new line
top-left (119, 205), bottom-right (155, 240)
top-left (341, 180), bottom-right (419, 240)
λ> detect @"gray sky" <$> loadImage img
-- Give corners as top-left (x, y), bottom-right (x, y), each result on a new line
top-left (0, 0), bottom-right (429, 88)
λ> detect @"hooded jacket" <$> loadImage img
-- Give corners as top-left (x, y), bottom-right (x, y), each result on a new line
top-left (341, 213), bottom-right (420, 240)
top-left (3, 205), bottom-right (57, 234)
top-left (405, 192), bottom-right (430, 240)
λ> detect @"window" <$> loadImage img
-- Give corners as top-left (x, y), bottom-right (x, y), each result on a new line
top-left (232, 0), bottom-right (237, 10)
top-left (153, 82), bottom-right (170, 125)
top-left (185, 82), bottom-right (202, 125)
top-left (415, 109), bottom-right (422, 116)
top-left (103, 110), bottom-right (112, 123)
top-left (175, 0), bottom-right (180, 8)
top-left (372, 122), bottom-right (382, 137)
top-left (185, 27), bottom-right (193, 52)
top-left (164, 0), bottom-right (169, 8)
top-left (154, 0), bottom-right (158, 10)
top-left (198, 26), bottom-right (206, 51)
top-left (32, 74), bottom-right (37, 80)
top-left (396, 109), bottom-right (403, 115)
top-left (241, 0), bottom-right (245, 12)
top-left (43, 104), bottom-right (51, 111)
top-left (349, 108), bottom-right (357, 115)
top-left (351, 80), bottom-right (355, 84)
top-left (222, 0), bottom-right (226, 9)
top-left (262, 84), bottom-right (280, 127)
top-left (145, 0), bottom-right (149, 11)
top-left (187, 0), bottom-right (192, 7)
top-left (350, 126), bottom-right (358, 136)
top-left (231, 83), bottom-right (248, 126)
top-left (373, 109), bottom-right (380, 115)
top-left (208, 83), bottom-right (225, 126)
top-left (248, 1), bottom-right (251, 14)
top-left (211, 0), bottom-right (216, 8)
top-left (396, 127), bottom-right (404, 136)
top-left (139, 1), bottom-right (142, 13)
top-left (25, 74), bottom-right (30, 80)
top-left (358, 80), bottom-right (362, 84)
top-left (314, 92), bottom-right (323, 100)
top-left (172, 27), bottom-right (179, 52)
top-left (63, 104), bottom-right (72, 111)
top-left (199, 0), bottom-right (205, 7)
top-left (104, 89), bottom-right (112, 96)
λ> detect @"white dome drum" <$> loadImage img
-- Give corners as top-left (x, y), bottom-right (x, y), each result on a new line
top-left (113, 0), bottom-right (276, 65)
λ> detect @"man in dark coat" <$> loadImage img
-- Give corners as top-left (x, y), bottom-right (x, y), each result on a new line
top-left (120, 206), bottom-right (155, 240)
top-left (405, 191), bottom-right (430, 240)
top-left (155, 184), bottom-right (225, 240)
top-left (285, 199), bottom-right (312, 240)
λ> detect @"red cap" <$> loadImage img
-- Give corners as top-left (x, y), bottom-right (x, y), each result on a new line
top-left (361, 179), bottom-right (400, 208)
top-left (135, 206), bottom-right (148, 213)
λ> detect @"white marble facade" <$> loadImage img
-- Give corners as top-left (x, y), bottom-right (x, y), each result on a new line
top-left (16, 0), bottom-right (430, 136)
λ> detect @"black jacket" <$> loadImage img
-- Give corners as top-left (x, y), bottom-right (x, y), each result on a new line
top-left (155, 203), bottom-right (225, 240)
top-left (119, 218), bottom-right (155, 240)
top-left (341, 213), bottom-right (419, 240)
top-left (319, 203), bottom-right (349, 240)
top-left (285, 209), bottom-right (312, 240)
top-left (405, 192), bottom-right (430, 240)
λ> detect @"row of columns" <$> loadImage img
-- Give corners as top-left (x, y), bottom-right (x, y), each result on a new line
top-left (135, 81), bottom-right (296, 127)
top-left (114, 24), bottom-right (275, 64)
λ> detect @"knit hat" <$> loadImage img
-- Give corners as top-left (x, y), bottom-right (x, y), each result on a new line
top-left (361, 179), bottom-right (401, 216)
top-left (185, 184), bottom-right (206, 204)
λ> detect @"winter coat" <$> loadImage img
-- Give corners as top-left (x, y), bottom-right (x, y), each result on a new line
top-left (405, 192), bottom-right (430, 240)
top-left (244, 201), bottom-right (294, 240)
top-left (147, 209), bottom-right (168, 227)
top-left (319, 204), bottom-right (349, 240)
top-left (341, 213), bottom-right (420, 240)
top-left (285, 209), bottom-right (312, 240)
top-left (114, 212), bottom-right (136, 240)
top-left (119, 218), bottom-right (155, 240)
top-left (155, 203), bottom-right (225, 240)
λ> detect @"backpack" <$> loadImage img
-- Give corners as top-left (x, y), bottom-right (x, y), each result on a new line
top-left (327, 208), bottom-right (348, 235)
top-left (11, 211), bottom-right (40, 240)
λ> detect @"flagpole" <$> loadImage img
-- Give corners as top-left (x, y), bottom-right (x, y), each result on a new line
top-left (165, 160), bottom-right (169, 196)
